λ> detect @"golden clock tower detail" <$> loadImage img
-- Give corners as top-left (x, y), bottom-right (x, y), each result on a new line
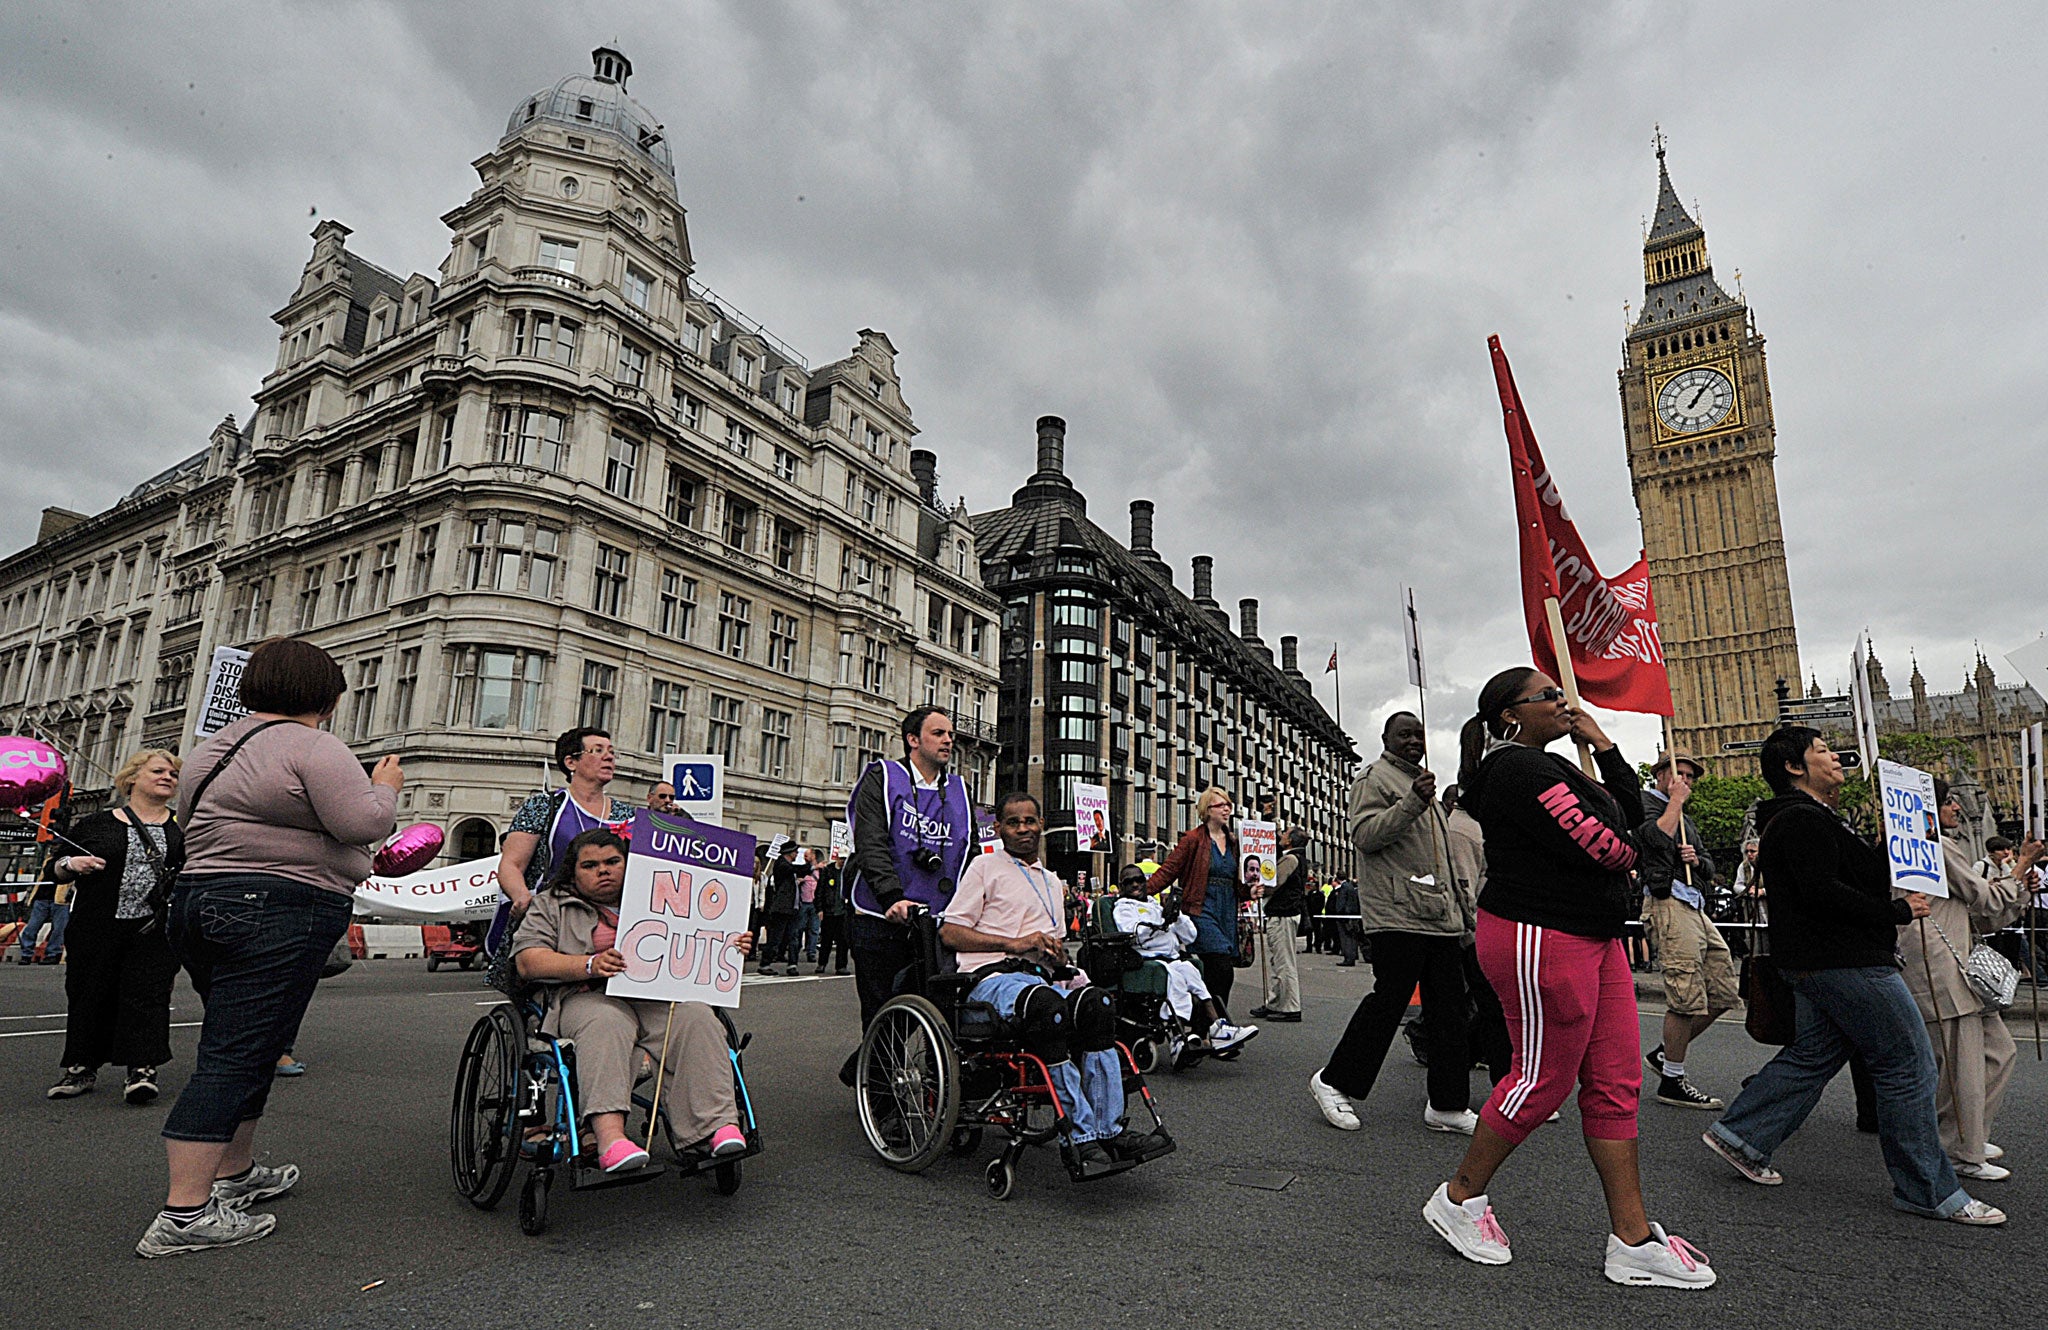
top-left (1620, 139), bottom-right (1802, 770)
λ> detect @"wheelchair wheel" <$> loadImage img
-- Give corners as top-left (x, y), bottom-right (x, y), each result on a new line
top-left (985, 1157), bottom-right (1016, 1201)
top-left (1130, 1038), bottom-right (1161, 1076)
top-left (450, 1005), bottom-right (522, 1209)
top-left (856, 994), bottom-right (961, 1173)
top-left (713, 1158), bottom-right (743, 1196)
top-left (518, 1171), bottom-right (549, 1236)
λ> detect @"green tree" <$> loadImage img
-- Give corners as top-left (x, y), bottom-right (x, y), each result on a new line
top-left (1877, 732), bottom-right (1977, 775)
top-left (1684, 773), bottom-right (1771, 852)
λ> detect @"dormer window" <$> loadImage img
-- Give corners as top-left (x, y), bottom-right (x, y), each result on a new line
top-left (575, 99), bottom-right (594, 121)
top-left (868, 374), bottom-right (884, 399)
top-left (733, 351), bottom-right (755, 387)
top-left (524, 100), bottom-right (537, 122)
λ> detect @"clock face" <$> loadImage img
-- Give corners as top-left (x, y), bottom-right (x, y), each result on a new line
top-left (1656, 366), bottom-right (1735, 433)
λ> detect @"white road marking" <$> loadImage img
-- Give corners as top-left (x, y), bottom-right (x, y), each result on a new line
top-left (1, 1021), bottom-right (202, 1040)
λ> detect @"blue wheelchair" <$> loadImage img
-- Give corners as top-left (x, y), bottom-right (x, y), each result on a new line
top-left (449, 990), bottom-right (762, 1235)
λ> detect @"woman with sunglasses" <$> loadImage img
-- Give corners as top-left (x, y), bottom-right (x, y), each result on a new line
top-left (1421, 667), bottom-right (1715, 1289)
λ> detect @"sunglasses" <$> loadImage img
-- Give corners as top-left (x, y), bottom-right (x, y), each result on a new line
top-left (1511, 687), bottom-right (1567, 706)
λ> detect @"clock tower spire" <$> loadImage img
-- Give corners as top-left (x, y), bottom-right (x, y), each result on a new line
top-left (1619, 137), bottom-right (1802, 771)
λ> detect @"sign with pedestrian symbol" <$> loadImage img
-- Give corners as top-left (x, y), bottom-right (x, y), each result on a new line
top-left (662, 754), bottom-right (725, 826)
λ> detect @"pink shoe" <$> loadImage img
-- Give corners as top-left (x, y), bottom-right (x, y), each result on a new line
top-left (599, 1139), bottom-right (650, 1173)
top-left (709, 1124), bottom-right (747, 1158)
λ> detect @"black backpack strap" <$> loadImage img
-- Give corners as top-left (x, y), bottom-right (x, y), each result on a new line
top-left (185, 719), bottom-right (295, 817)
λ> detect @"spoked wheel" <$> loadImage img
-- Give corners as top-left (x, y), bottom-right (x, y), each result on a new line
top-left (985, 1157), bottom-right (1016, 1201)
top-left (518, 1171), bottom-right (549, 1236)
top-left (856, 995), bottom-right (961, 1173)
top-left (1131, 1039), bottom-right (1161, 1075)
top-left (450, 1005), bottom-right (522, 1209)
top-left (713, 1158), bottom-right (743, 1196)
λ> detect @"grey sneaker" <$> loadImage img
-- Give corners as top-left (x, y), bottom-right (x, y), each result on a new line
top-left (47, 1066), bottom-right (95, 1099)
top-left (1701, 1130), bottom-right (1782, 1185)
top-left (135, 1200), bottom-right (276, 1258)
top-left (1949, 1199), bottom-right (2007, 1226)
top-left (212, 1162), bottom-right (300, 1209)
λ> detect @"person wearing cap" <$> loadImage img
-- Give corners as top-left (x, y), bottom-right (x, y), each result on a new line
top-left (1638, 751), bottom-right (1735, 1110)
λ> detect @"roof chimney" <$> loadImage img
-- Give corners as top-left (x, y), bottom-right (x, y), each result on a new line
top-left (1192, 555), bottom-right (1216, 604)
top-left (909, 448), bottom-right (938, 505)
top-left (1011, 413), bottom-right (1085, 514)
top-left (1280, 635), bottom-right (1300, 673)
top-left (1129, 499), bottom-right (1155, 554)
top-left (1239, 598), bottom-right (1263, 645)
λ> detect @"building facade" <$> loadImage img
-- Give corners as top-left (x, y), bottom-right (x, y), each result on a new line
top-left (971, 417), bottom-right (1357, 885)
top-left (1862, 649), bottom-right (2047, 822)
top-left (1620, 142), bottom-right (1802, 772)
top-left (0, 48), bottom-right (1000, 854)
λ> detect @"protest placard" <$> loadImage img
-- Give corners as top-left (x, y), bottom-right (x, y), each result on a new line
top-left (974, 805), bottom-right (998, 855)
top-left (354, 856), bottom-right (503, 923)
top-left (194, 646), bottom-right (251, 739)
top-left (662, 753), bottom-right (725, 825)
top-left (830, 819), bottom-right (853, 859)
top-left (1074, 782), bottom-right (1110, 851)
top-left (606, 811), bottom-right (755, 1008)
top-left (1877, 759), bottom-right (1947, 899)
top-left (1240, 818), bottom-right (1278, 893)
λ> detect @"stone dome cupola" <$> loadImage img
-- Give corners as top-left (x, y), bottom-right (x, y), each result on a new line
top-left (503, 46), bottom-right (673, 178)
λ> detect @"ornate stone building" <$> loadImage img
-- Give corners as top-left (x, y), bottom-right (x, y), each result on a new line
top-left (0, 48), bottom-right (999, 853)
top-left (1619, 142), bottom-right (1802, 772)
top-left (971, 417), bottom-right (1357, 883)
top-left (1862, 648), bottom-right (2047, 821)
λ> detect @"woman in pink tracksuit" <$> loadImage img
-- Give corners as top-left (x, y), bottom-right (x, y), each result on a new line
top-left (1419, 666), bottom-right (1716, 1290)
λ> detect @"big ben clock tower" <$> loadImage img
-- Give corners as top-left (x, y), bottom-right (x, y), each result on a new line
top-left (1620, 137), bottom-right (1802, 770)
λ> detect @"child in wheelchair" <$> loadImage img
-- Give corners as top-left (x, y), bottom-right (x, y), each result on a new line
top-left (1112, 869), bottom-right (1258, 1062)
top-left (511, 827), bottom-right (751, 1173)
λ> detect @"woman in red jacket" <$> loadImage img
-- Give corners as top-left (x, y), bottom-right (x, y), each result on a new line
top-left (1146, 788), bottom-right (1246, 1017)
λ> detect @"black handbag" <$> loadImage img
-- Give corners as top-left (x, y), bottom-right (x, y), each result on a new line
top-left (1741, 955), bottom-right (1796, 1045)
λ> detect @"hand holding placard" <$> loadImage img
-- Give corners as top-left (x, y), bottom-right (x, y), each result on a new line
top-left (605, 811), bottom-right (757, 1009)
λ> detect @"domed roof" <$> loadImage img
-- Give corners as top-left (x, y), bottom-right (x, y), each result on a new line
top-left (503, 47), bottom-right (673, 177)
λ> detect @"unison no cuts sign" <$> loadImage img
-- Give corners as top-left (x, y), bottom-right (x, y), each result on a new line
top-left (1877, 759), bottom-right (1948, 899)
top-left (605, 811), bottom-right (757, 1008)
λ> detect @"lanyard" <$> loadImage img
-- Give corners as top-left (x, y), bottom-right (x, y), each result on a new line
top-left (1011, 858), bottom-right (1059, 930)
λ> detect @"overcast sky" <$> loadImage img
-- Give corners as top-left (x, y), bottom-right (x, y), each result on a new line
top-left (3, 1), bottom-right (2043, 766)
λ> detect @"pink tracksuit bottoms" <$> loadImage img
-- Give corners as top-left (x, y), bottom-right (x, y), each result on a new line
top-left (1475, 909), bottom-right (1642, 1145)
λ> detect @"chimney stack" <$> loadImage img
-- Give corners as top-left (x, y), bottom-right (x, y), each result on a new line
top-left (1034, 415), bottom-right (1066, 478)
top-left (1192, 555), bottom-right (1216, 604)
top-left (909, 449), bottom-right (938, 505)
top-left (1129, 499), bottom-right (1155, 553)
top-left (1240, 598), bottom-right (1262, 643)
top-left (1280, 635), bottom-right (1299, 672)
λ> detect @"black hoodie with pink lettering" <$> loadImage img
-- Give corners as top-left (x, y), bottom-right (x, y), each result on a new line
top-left (1469, 743), bottom-right (1644, 939)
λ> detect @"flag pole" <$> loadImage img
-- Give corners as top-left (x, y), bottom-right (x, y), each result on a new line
top-left (1333, 642), bottom-right (1343, 736)
top-left (1543, 597), bottom-right (1597, 776)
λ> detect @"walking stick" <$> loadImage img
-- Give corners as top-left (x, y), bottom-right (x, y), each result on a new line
top-left (645, 1000), bottom-right (678, 1151)
top-left (2032, 892), bottom-right (2041, 1059)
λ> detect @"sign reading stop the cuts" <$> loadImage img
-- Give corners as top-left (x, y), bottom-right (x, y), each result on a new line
top-left (1877, 759), bottom-right (1949, 899)
top-left (606, 811), bottom-right (756, 1008)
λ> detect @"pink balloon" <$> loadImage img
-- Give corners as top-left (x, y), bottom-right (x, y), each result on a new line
top-left (374, 822), bottom-right (445, 877)
top-left (0, 736), bottom-right (66, 812)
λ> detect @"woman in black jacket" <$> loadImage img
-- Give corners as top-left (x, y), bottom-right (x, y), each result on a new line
top-left (46, 750), bottom-right (184, 1104)
top-left (1701, 726), bottom-right (2004, 1227)
top-left (1422, 667), bottom-right (1714, 1289)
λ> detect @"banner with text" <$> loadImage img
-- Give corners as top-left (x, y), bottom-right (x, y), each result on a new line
top-left (1877, 759), bottom-right (1948, 899)
top-left (194, 646), bottom-right (252, 740)
top-left (607, 811), bottom-right (756, 1008)
top-left (354, 856), bottom-right (503, 923)
top-left (1074, 782), bottom-right (1111, 852)
top-left (1240, 819), bottom-right (1278, 894)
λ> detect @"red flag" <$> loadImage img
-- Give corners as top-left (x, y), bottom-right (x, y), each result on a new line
top-left (1490, 336), bottom-right (1672, 716)
top-left (1325, 647), bottom-right (1338, 674)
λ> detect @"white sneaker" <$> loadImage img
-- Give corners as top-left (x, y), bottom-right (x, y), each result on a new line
top-left (1422, 1182), bottom-right (1511, 1265)
top-left (1603, 1223), bottom-right (1716, 1288)
top-left (1949, 1199), bottom-right (2007, 1226)
top-left (1309, 1070), bottom-right (1359, 1130)
top-left (1208, 1021), bottom-right (1259, 1052)
top-left (1985, 1142), bottom-right (2005, 1161)
top-left (1423, 1105), bottom-right (1479, 1135)
top-left (1954, 1160), bottom-right (2011, 1182)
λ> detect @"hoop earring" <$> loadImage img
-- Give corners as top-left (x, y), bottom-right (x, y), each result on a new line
top-left (1500, 719), bottom-right (1522, 743)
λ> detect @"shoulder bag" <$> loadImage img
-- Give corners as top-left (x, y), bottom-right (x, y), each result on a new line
top-left (1929, 917), bottom-right (2018, 1011)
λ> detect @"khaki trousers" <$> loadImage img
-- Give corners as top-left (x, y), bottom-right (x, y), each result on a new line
top-left (554, 989), bottom-right (738, 1147)
top-left (1263, 914), bottom-right (1301, 1014)
top-left (1928, 1011), bottom-right (2015, 1166)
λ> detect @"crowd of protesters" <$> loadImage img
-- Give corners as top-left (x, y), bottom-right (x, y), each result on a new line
top-left (10, 630), bottom-right (2048, 1291)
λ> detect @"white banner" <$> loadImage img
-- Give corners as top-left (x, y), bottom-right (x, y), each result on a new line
top-left (194, 646), bottom-right (252, 740)
top-left (1877, 759), bottom-right (1948, 899)
top-left (1074, 782), bottom-right (1110, 852)
top-left (354, 855), bottom-right (503, 923)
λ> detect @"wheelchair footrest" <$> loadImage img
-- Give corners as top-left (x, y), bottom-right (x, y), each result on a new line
top-left (569, 1161), bottom-right (668, 1192)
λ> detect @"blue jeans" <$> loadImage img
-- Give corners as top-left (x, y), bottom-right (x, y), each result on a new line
top-left (967, 971), bottom-right (1126, 1142)
top-left (797, 902), bottom-right (820, 960)
top-left (162, 874), bottom-right (353, 1144)
top-left (19, 898), bottom-right (68, 961)
top-left (1710, 965), bottom-right (1967, 1218)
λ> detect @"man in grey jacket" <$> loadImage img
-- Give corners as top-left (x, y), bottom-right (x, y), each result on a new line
top-left (1309, 712), bottom-right (1478, 1135)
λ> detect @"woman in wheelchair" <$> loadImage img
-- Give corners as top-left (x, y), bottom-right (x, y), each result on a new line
top-left (511, 828), bottom-right (751, 1173)
top-left (1112, 871), bottom-right (1257, 1060)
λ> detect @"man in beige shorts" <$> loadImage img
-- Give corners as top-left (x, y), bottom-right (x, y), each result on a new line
top-left (1638, 752), bottom-right (1739, 1109)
